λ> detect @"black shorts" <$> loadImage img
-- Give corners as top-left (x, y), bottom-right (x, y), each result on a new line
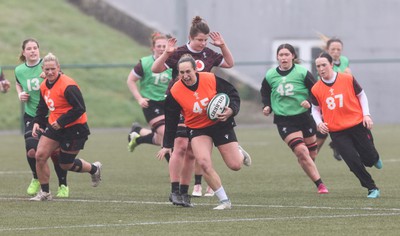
top-left (23, 113), bottom-right (35, 137)
top-left (316, 130), bottom-right (328, 139)
top-left (23, 113), bottom-right (40, 151)
top-left (276, 121), bottom-right (316, 140)
top-left (23, 113), bottom-right (46, 137)
top-left (142, 100), bottom-right (165, 123)
top-left (187, 123), bottom-right (237, 147)
top-left (42, 123), bottom-right (90, 151)
top-left (274, 112), bottom-right (317, 140)
top-left (176, 125), bottom-right (188, 138)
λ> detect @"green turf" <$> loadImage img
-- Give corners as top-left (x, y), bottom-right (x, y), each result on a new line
top-left (1, 125), bottom-right (399, 235)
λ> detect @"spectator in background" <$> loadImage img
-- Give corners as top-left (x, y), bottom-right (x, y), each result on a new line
top-left (311, 52), bottom-right (382, 198)
top-left (260, 43), bottom-right (329, 195)
top-left (14, 38), bottom-right (69, 198)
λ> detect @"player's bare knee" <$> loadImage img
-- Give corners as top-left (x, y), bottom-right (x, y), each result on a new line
top-left (198, 159), bottom-right (212, 173)
top-left (35, 153), bottom-right (49, 163)
top-left (295, 148), bottom-right (309, 161)
top-left (227, 160), bottom-right (241, 171)
top-left (229, 164), bottom-right (241, 171)
top-left (174, 147), bottom-right (186, 157)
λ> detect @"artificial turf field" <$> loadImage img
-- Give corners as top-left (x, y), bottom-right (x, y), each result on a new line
top-left (0, 125), bottom-right (399, 235)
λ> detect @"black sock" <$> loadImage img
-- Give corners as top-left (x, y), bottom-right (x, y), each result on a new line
top-left (89, 163), bottom-right (97, 175)
top-left (27, 156), bottom-right (37, 179)
top-left (53, 162), bottom-right (67, 186)
top-left (180, 184), bottom-right (189, 194)
top-left (41, 184), bottom-right (50, 193)
top-left (171, 182), bottom-right (179, 193)
top-left (194, 175), bottom-right (202, 185)
top-left (137, 132), bottom-right (155, 145)
top-left (314, 178), bottom-right (323, 187)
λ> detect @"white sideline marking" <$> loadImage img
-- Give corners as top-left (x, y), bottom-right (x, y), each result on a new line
top-left (382, 159), bottom-right (400, 163)
top-left (1, 157), bottom-right (398, 175)
top-left (0, 171), bottom-right (31, 175)
top-left (1, 197), bottom-right (400, 232)
top-left (1, 212), bottom-right (400, 232)
top-left (1, 197), bottom-right (400, 212)
top-left (1, 158), bottom-right (397, 174)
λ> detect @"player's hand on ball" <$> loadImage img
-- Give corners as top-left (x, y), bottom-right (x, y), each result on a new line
top-left (217, 106), bottom-right (232, 122)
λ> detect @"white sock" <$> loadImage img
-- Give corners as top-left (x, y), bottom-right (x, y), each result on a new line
top-left (214, 186), bottom-right (229, 202)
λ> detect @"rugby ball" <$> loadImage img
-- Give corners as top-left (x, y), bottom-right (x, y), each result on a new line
top-left (206, 93), bottom-right (230, 121)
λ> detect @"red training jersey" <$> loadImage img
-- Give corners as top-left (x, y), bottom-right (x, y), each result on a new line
top-left (170, 72), bottom-right (218, 129)
top-left (311, 73), bottom-right (363, 132)
top-left (40, 74), bottom-right (87, 128)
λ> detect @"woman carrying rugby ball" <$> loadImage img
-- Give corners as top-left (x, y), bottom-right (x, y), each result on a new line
top-left (157, 54), bottom-right (251, 210)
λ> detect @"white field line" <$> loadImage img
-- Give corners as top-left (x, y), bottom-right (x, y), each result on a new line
top-left (1, 196), bottom-right (400, 212)
top-left (1, 197), bottom-right (400, 232)
top-left (0, 157), bottom-right (398, 174)
top-left (0, 212), bottom-right (400, 232)
top-left (382, 159), bottom-right (400, 163)
top-left (0, 171), bottom-right (31, 174)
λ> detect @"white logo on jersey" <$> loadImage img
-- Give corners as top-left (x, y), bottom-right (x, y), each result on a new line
top-left (44, 90), bottom-right (55, 111)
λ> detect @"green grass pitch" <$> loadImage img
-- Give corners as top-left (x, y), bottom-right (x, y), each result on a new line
top-left (1, 125), bottom-right (399, 235)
